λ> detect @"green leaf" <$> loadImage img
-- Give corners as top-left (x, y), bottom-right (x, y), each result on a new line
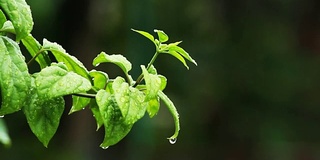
top-left (23, 89), bottom-right (64, 147)
top-left (0, 36), bottom-right (31, 115)
top-left (89, 70), bottom-right (109, 90)
top-left (0, 0), bottom-right (33, 41)
top-left (168, 41), bottom-right (183, 47)
top-left (154, 29), bottom-right (169, 43)
top-left (42, 39), bottom-right (90, 80)
top-left (112, 77), bottom-right (146, 125)
top-left (166, 50), bottom-right (189, 69)
top-left (69, 96), bottom-right (90, 114)
top-left (0, 10), bottom-right (6, 29)
top-left (147, 65), bottom-right (157, 74)
top-left (93, 52), bottom-right (132, 74)
top-left (131, 29), bottom-right (155, 43)
top-left (0, 119), bottom-right (11, 147)
top-left (159, 75), bottom-right (167, 91)
top-left (158, 90), bottom-right (180, 142)
top-left (34, 64), bottom-right (91, 99)
top-left (96, 89), bottom-right (133, 148)
top-left (22, 34), bottom-right (51, 69)
top-left (89, 99), bottom-right (104, 131)
top-left (0, 21), bottom-right (15, 34)
top-left (141, 65), bottom-right (161, 100)
top-left (146, 97), bottom-right (160, 118)
top-left (168, 45), bottom-right (197, 66)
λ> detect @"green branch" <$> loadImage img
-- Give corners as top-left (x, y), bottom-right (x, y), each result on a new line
top-left (133, 51), bottom-right (159, 87)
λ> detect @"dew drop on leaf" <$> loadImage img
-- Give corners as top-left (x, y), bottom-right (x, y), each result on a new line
top-left (0, 115), bottom-right (4, 118)
top-left (120, 97), bottom-right (126, 103)
top-left (101, 146), bottom-right (109, 149)
top-left (169, 138), bottom-right (177, 144)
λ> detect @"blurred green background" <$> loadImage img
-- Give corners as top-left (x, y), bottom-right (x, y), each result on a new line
top-left (2, 0), bottom-right (320, 159)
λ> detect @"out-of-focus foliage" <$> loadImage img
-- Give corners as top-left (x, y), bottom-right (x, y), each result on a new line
top-left (2, 0), bottom-right (320, 160)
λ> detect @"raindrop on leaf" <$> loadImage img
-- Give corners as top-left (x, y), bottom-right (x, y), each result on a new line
top-left (169, 138), bottom-right (177, 144)
top-left (0, 115), bottom-right (4, 118)
top-left (101, 146), bottom-right (109, 149)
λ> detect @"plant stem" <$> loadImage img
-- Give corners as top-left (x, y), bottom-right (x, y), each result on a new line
top-left (133, 51), bottom-right (159, 87)
top-left (73, 93), bottom-right (96, 98)
top-left (125, 73), bottom-right (132, 85)
top-left (27, 49), bottom-right (43, 66)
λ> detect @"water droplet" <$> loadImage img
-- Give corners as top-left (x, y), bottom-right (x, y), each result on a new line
top-left (101, 146), bottom-right (109, 149)
top-left (169, 138), bottom-right (177, 144)
top-left (120, 97), bottom-right (126, 103)
top-left (0, 115), bottom-right (4, 118)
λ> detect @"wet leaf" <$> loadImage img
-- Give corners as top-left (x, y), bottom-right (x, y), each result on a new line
top-left (0, 36), bottom-right (31, 115)
top-left (158, 90), bottom-right (180, 141)
top-left (90, 99), bottom-right (104, 130)
top-left (146, 97), bottom-right (160, 118)
top-left (93, 52), bottom-right (132, 74)
top-left (0, 0), bottom-right (33, 41)
top-left (112, 77), bottom-right (146, 124)
top-left (69, 96), bottom-right (90, 114)
top-left (22, 34), bottom-right (51, 69)
top-left (42, 39), bottom-right (90, 80)
top-left (141, 65), bottom-right (161, 100)
top-left (34, 64), bottom-right (91, 99)
top-left (0, 21), bottom-right (15, 34)
top-left (96, 89), bottom-right (133, 147)
top-left (23, 89), bottom-right (64, 147)
top-left (89, 70), bottom-right (109, 90)
top-left (159, 75), bottom-right (167, 91)
top-left (0, 10), bottom-right (6, 29)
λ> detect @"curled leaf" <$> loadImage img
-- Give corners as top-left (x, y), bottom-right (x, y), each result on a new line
top-left (89, 70), bottom-right (109, 90)
top-left (93, 52), bottom-right (132, 74)
top-left (154, 29), bottom-right (169, 43)
top-left (42, 39), bottom-right (90, 80)
top-left (158, 91), bottom-right (180, 141)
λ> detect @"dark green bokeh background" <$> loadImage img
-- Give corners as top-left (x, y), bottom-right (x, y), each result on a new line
top-left (2, 0), bottom-right (320, 159)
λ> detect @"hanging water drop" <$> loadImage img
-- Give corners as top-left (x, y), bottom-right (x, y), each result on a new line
top-left (169, 138), bottom-right (177, 144)
top-left (101, 146), bottom-right (109, 149)
top-left (0, 115), bottom-right (4, 118)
